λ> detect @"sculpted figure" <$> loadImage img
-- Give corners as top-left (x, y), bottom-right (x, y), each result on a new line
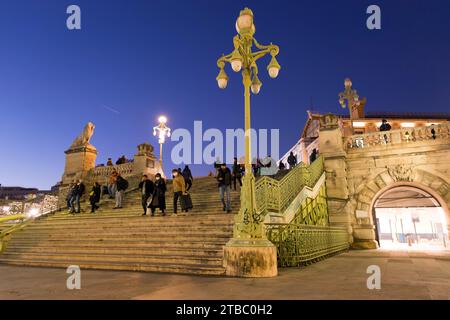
top-left (70, 122), bottom-right (95, 148)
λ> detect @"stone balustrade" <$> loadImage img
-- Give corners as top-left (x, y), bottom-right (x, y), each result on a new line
top-left (344, 123), bottom-right (450, 150)
top-left (91, 162), bottom-right (134, 179)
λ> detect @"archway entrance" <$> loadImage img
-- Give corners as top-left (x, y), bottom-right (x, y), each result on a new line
top-left (373, 186), bottom-right (449, 250)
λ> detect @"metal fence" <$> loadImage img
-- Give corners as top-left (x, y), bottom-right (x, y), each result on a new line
top-left (266, 223), bottom-right (349, 267)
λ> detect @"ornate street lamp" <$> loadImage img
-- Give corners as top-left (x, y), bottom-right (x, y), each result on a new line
top-left (338, 78), bottom-right (365, 134)
top-left (153, 116), bottom-right (171, 169)
top-left (216, 8), bottom-right (280, 277)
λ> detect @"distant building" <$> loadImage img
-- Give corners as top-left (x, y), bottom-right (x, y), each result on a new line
top-left (0, 185), bottom-right (39, 200)
top-left (279, 110), bottom-right (450, 166)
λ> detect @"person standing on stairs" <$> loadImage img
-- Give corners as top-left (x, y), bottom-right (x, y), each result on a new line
top-left (232, 157), bottom-right (243, 191)
top-left (149, 173), bottom-right (167, 216)
top-left (217, 163), bottom-right (232, 213)
top-left (172, 169), bottom-right (187, 214)
top-left (114, 173), bottom-right (128, 209)
top-left (89, 182), bottom-right (101, 213)
top-left (70, 179), bottom-right (85, 214)
top-left (139, 174), bottom-right (154, 216)
top-left (182, 165), bottom-right (194, 191)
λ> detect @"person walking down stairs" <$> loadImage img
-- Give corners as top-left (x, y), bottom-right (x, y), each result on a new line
top-left (89, 182), bottom-right (101, 213)
top-left (114, 174), bottom-right (128, 209)
top-left (139, 174), bottom-right (154, 216)
top-left (172, 169), bottom-right (187, 214)
top-left (148, 173), bottom-right (167, 216)
top-left (182, 165), bottom-right (194, 191)
top-left (217, 163), bottom-right (232, 213)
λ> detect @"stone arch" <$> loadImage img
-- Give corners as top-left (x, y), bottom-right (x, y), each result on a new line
top-left (354, 166), bottom-right (450, 235)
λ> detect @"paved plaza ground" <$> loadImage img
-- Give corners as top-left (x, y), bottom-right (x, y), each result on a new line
top-left (1, 249), bottom-right (449, 300)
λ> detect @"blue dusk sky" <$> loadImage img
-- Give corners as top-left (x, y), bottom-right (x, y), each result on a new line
top-left (0, 0), bottom-right (449, 189)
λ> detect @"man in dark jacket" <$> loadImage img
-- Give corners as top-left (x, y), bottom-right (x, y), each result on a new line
top-left (89, 182), bottom-right (101, 213)
top-left (139, 175), bottom-right (154, 216)
top-left (379, 119), bottom-right (392, 144)
top-left (287, 152), bottom-right (297, 169)
top-left (232, 157), bottom-right (242, 191)
top-left (217, 163), bottom-right (232, 213)
top-left (72, 179), bottom-right (85, 214)
top-left (309, 149), bottom-right (318, 164)
top-left (114, 174), bottom-right (128, 209)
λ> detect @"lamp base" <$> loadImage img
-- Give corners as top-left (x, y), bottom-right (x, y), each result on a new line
top-left (223, 238), bottom-right (278, 278)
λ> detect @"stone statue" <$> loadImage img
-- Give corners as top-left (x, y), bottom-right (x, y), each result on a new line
top-left (70, 122), bottom-right (95, 148)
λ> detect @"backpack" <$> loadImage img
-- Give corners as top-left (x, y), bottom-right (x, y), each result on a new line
top-left (123, 179), bottom-right (129, 190)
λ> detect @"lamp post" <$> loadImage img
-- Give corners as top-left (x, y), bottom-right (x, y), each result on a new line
top-left (339, 78), bottom-right (364, 134)
top-left (216, 8), bottom-right (280, 277)
top-left (153, 116), bottom-right (171, 169)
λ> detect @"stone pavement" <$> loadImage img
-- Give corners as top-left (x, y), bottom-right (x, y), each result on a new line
top-left (0, 249), bottom-right (449, 300)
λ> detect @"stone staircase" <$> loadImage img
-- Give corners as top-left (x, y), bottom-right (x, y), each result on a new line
top-left (0, 177), bottom-right (241, 276)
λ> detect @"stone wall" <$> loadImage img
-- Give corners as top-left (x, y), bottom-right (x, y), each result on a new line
top-left (319, 115), bottom-right (450, 249)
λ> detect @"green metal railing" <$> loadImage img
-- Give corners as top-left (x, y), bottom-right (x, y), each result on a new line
top-left (258, 156), bottom-right (350, 267)
top-left (0, 214), bottom-right (28, 253)
top-left (266, 223), bottom-right (349, 267)
top-left (255, 156), bottom-right (324, 215)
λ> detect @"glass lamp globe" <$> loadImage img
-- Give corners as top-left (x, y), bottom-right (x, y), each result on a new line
top-left (344, 78), bottom-right (352, 88)
top-left (231, 59), bottom-right (242, 72)
top-left (267, 56), bottom-right (281, 79)
top-left (216, 69), bottom-right (229, 89)
top-left (158, 116), bottom-right (167, 124)
top-left (251, 75), bottom-right (262, 94)
top-left (268, 66), bottom-right (279, 79)
top-left (218, 78), bottom-right (228, 89)
top-left (235, 8), bottom-right (254, 34)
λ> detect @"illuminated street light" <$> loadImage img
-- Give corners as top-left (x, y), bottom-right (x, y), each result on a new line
top-left (153, 116), bottom-right (171, 169)
top-left (216, 7), bottom-right (280, 242)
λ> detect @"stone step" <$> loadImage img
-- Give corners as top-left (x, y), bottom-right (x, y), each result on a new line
top-left (0, 252), bottom-right (223, 266)
top-left (5, 245), bottom-right (224, 256)
top-left (11, 232), bottom-right (233, 241)
top-left (18, 226), bottom-right (233, 234)
top-left (1, 177), bottom-right (240, 276)
top-left (6, 239), bottom-right (228, 249)
top-left (25, 222), bottom-right (234, 231)
top-left (0, 258), bottom-right (226, 276)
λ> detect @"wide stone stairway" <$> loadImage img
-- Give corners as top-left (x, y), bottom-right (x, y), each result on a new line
top-left (0, 177), bottom-right (240, 276)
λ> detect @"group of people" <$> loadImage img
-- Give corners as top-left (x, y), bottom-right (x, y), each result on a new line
top-left (106, 155), bottom-right (131, 166)
top-left (66, 179), bottom-right (102, 214)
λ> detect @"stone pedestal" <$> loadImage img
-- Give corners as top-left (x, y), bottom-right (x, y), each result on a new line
top-left (223, 239), bottom-right (277, 278)
top-left (352, 224), bottom-right (378, 249)
top-left (133, 142), bottom-right (164, 178)
top-left (62, 145), bottom-right (97, 184)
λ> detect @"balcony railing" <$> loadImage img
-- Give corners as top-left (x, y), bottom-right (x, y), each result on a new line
top-left (255, 156), bottom-right (324, 214)
top-left (344, 123), bottom-right (450, 150)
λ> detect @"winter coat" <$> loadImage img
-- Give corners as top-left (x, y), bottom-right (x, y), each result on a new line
top-left (172, 175), bottom-right (186, 193)
top-left (89, 185), bottom-right (101, 204)
top-left (116, 176), bottom-right (128, 191)
top-left (139, 180), bottom-right (154, 198)
top-left (217, 168), bottom-right (232, 187)
top-left (150, 179), bottom-right (167, 210)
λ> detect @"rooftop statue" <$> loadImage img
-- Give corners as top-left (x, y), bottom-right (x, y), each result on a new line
top-left (70, 122), bottom-right (95, 148)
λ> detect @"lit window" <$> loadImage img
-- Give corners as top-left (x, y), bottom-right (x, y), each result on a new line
top-left (352, 122), bottom-right (366, 128)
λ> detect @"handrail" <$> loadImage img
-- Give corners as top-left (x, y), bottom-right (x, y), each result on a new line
top-left (255, 156), bottom-right (324, 214)
top-left (0, 204), bottom-right (60, 253)
top-left (266, 223), bottom-right (349, 267)
top-left (344, 123), bottom-right (450, 150)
